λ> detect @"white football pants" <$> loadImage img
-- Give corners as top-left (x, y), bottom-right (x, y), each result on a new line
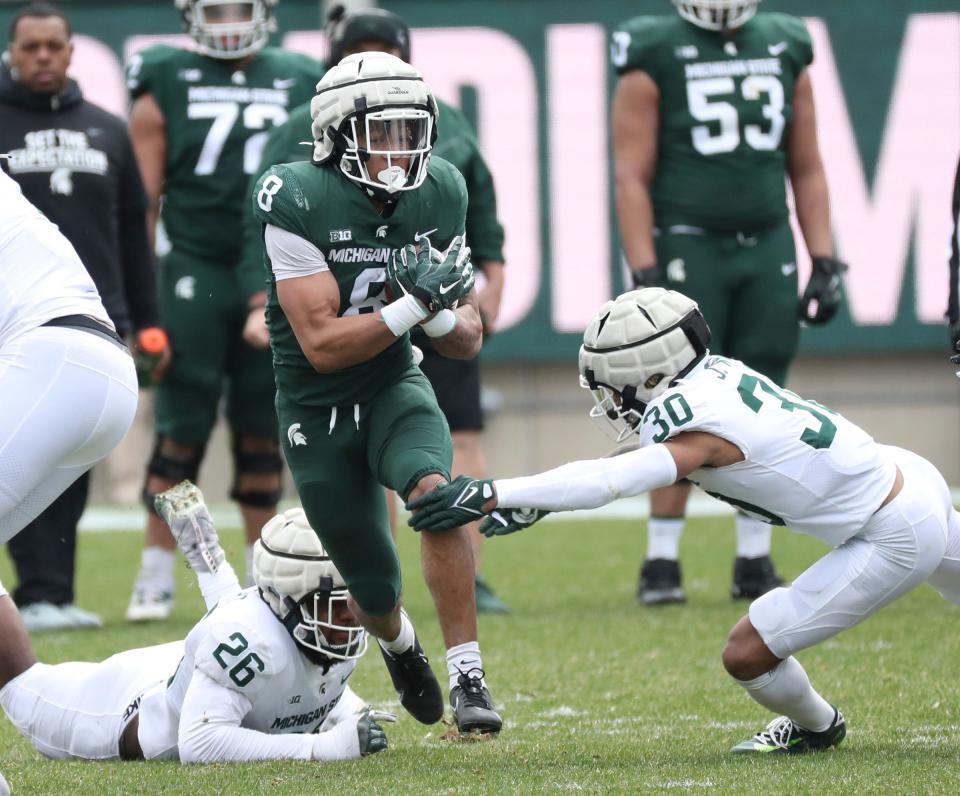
top-left (0, 325), bottom-right (137, 543)
top-left (0, 641), bottom-right (183, 760)
top-left (750, 445), bottom-right (960, 659)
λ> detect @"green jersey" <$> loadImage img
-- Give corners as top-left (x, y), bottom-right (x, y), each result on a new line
top-left (612, 13), bottom-right (813, 231)
top-left (126, 45), bottom-right (325, 262)
top-left (252, 157), bottom-right (468, 407)
top-left (238, 98), bottom-right (504, 299)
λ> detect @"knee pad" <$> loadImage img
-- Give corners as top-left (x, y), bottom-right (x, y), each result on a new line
top-left (230, 434), bottom-right (283, 509)
top-left (142, 436), bottom-right (206, 513)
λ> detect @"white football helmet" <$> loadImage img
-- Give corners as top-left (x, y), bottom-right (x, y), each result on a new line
top-left (579, 288), bottom-right (711, 441)
top-left (175, 0), bottom-right (277, 59)
top-left (310, 51), bottom-right (437, 198)
top-left (672, 0), bottom-right (761, 31)
top-left (253, 507), bottom-right (367, 661)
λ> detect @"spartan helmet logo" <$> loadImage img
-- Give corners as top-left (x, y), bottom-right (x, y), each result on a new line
top-left (49, 168), bottom-right (73, 196)
top-left (287, 423), bottom-right (307, 447)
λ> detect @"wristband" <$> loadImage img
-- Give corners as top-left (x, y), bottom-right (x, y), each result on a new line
top-left (380, 293), bottom-right (429, 336)
top-left (420, 309), bottom-right (457, 338)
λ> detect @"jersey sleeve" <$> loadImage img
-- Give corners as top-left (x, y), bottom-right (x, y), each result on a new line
top-left (125, 45), bottom-right (173, 103)
top-left (610, 16), bottom-right (669, 81)
top-left (251, 164), bottom-right (317, 244)
top-left (237, 109), bottom-right (315, 298)
top-left (192, 620), bottom-right (278, 701)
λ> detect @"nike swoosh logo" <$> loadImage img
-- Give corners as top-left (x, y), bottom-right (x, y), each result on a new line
top-left (341, 673), bottom-right (351, 684)
top-left (460, 484), bottom-right (478, 504)
top-left (414, 228), bottom-right (437, 242)
top-left (273, 78), bottom-right (296, 89)
top-left (439, 280), bottom-right (461, 295)
top-left (768, 41), bottom-right (788, 56)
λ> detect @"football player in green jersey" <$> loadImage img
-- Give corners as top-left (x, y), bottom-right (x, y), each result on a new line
top-left (237, 4), bottom-right (510, 615)
top-left (611, 0), bottom-right (848, 605)
top-left (250, 51), bottom-right (502, 735)
top-left (124, 0), bottom-right (326, 622)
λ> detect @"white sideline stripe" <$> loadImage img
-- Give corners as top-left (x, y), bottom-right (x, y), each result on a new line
top-left (77, 488), bottom-right (960, 533)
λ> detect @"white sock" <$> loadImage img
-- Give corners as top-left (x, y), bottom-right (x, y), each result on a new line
top-left (244, 545), bottom-right (255, 588)
top-left (378, 608), bottom-right (415, 654)
top-left (736, 656), bottom-right (836, 731)
top-left (646, 517), bottom-right (683, 560)
top-left (735, 513), bottom-right (772, 558)
top-left (197, 562), bottom-right (242, 610)
top-left (141, 547), bottom-right (175, 588)
top-left (446, 641), bottom-right (484, 691)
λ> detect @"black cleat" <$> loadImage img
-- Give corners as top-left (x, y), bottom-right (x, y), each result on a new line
top-left (379, 637), bottom-right (444, 724)
top-left (450, 668), bottom-right (502, 735)
top-left (637, 558), bottom-right (686, 605)
top-left (731, 555), bottom-right (785, 600)
top-left (731, 708), bottom-right (846, 754)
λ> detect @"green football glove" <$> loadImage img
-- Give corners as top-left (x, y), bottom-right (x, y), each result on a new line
top-left (480, 508), bottom-right (550, 537)
top-left (798, 256), bottom-right (848, 325)
top-left (406, 475), bottom-right (495, 532)
top-left (385, 241), bottom-right (427, 301)
top-left (356, 709), bottom-right (395, 757)
top-left (387, 236), bottom-right (474, 314)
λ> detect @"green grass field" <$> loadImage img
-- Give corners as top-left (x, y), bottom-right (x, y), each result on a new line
top-left (2, 516), bottom-right (959, 795)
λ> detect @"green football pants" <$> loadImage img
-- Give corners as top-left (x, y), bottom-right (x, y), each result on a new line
top-left (657, 218), bottom-right (799, 386)
top-left (277, 367), bottom-right (453, 616)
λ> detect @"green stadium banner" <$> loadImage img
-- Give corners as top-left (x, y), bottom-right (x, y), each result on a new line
top-left (2, 0), bottom-right (957, 360)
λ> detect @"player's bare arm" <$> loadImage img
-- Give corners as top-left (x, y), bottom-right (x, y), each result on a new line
top-left (276, 269), bottom-right (405, 373)
top-left (128, 93), bottom-right (166, 252)
top-left (787, 70), bottom-right (832, 258)
top-left (612, 70), bottom-right (660, 278)
top-left (429, 287), bottom-right (483, 359)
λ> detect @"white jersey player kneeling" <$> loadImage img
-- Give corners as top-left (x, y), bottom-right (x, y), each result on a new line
top-left (0, 482), bottom-right (393, 763)
top-left (407, 287), bottom-right (960, 755)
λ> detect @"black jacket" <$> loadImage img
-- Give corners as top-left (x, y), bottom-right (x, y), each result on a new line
top-left (0, 65), bottom-right (157, 334)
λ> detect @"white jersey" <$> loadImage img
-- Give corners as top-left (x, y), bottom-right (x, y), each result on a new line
top-left (638, 355), bottom-right (896, 546)
top-left (137, 587), bottom-right (357, 760)
top-left (0, 168), bottom-right (108, 345)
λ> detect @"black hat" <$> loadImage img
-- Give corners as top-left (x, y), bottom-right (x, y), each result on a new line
top-left (326, 3), bottom-right (411, 66)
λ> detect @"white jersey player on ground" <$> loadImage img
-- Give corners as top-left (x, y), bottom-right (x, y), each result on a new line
top-left (407, 288), bottom-right (960, 754)
top-left (0, 482), bottom-right (393, 764)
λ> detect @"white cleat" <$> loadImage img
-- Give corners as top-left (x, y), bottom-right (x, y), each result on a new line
top-left (125, 583), bottom-right (173, 622)
top-left (155, 480), bottom-right (224, 575)
top-left (19, 601), bottom-right (102, 632)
